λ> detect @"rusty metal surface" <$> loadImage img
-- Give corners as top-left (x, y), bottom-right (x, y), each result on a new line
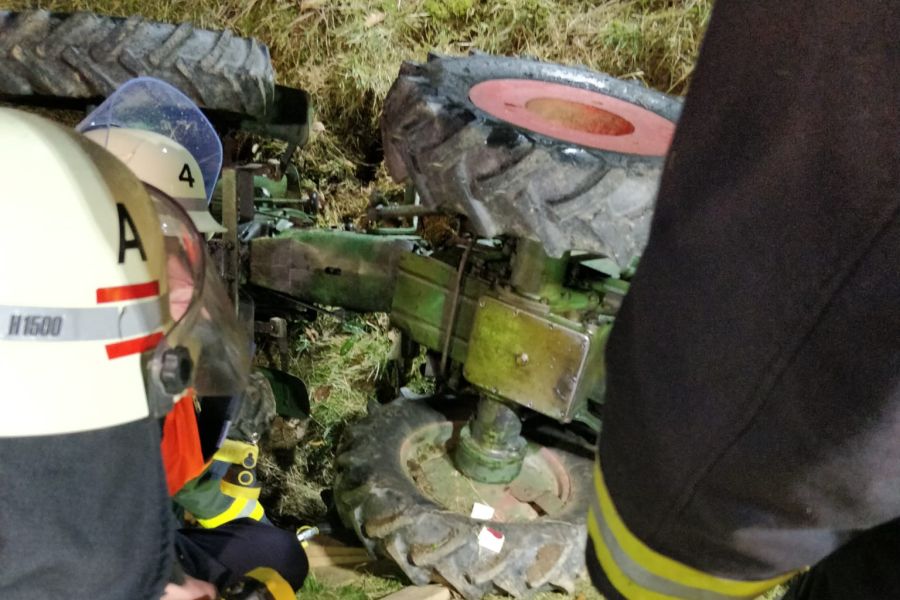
top-left (463, 297), bottom-right (594, 421)
top-left (248, 229), bottom-right (412, 313)
top-left (389, 253), bottom-right (490, 364)
top-left (401, 420), bottom-right (572, 523)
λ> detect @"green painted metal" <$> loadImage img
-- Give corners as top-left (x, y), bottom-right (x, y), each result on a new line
top-left (510, 238), bottom-right (600, 315)
top-left (454, 396), bottom-right (528, 484)
top-left (247, 217), bottom-right (625, 446)
top-left (248, 229), bottom-right (411, 313)
top-left (463, 296), bottom-right (597, 421)
top-left (256, 366), bottom-right (310, 419)
top-left (400, 419), bottom-right (573, 521)
top-left (389, 241), bottom-right (621, 428)
top-left (593, 277), bottom-right (630, 315)
top-left (254, 174), bottom-right (288, 199)
top-left (389, 252), bottom-right (490, 363)
top-left (510, 238), bottom-right (567, 297)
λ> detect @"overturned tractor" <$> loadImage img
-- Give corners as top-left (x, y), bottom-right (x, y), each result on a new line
top-left (1, 11), bottom-right (681, 597)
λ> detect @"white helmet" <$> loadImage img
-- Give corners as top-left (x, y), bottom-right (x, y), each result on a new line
top-left (0, 108), bottom-right (199, 436)
top-left (76, 77), bottom-right (226, 234)
top-left (82, 128), bottom-right (226, 234)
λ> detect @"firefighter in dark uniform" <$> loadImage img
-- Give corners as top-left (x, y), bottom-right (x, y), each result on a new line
top-left (0, 107), bottom-right (214, 599)
top-left (587, 1), bottom-right (900, 599)
top-left (0, 106), bottom-right (300, 600)
top-left (77, 77), bottom-right (309, 598)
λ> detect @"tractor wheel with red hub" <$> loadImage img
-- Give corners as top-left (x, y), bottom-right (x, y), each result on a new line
top-left (382, 52), bottom-right (682, 266)
top-left (333, 396), bottom-right (594, 599)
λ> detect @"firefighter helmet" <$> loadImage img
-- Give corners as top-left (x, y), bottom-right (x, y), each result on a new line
top-left (82, 127), bottom-right (226, 234)
top-left (0, 108), bottom-right (201, 436)
top-left (77, 76), bottom-right (225, 234)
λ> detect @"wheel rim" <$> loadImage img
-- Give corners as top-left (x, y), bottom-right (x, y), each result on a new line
top-left (400, 420), bottom-right (574, 522)
top-left (469, 78), bottom-right (675, 156)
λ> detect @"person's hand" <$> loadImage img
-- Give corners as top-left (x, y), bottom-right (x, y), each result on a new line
top-left (160, 575), bottom-right (218, 600)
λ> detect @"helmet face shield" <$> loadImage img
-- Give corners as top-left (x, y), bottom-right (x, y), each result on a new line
top-left (190, 257), bottom-right (253, 397)
top-left (76, 77), bottom-right (223, 203)
top-left (142, 187), bottom-right (249, 416)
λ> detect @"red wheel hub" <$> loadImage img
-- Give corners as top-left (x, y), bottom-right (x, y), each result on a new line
top-left (469, 79), bottom-right (675, 156)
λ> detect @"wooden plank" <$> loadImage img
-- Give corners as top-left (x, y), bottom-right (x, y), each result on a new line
top-left (306, 546), bottom-right (371, 558)
top-left (379, 584), bottom-right (452, 600)
top-left (312, 565), bottom-right (365, 587)
top-left (305, 543), bottom-right (371, 568)
top-left (311, 559), bottom-right (406, 584)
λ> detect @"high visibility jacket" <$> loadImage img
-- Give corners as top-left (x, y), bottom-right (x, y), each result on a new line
top-left (587, 1), bottom-right (900, 598)
top-left (161, 391), bottom-right (206, 495)
top-left (176, 439), bottom-right (267, 528)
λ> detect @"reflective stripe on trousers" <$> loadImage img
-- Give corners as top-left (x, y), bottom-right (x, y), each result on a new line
top-left (588, 460), bottom-right (797, 599)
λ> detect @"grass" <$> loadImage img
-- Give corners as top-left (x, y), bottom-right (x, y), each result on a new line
top-left (298, 572), bottom-right (405, 600)
top-left (257, 313), bottom-right (394, 524)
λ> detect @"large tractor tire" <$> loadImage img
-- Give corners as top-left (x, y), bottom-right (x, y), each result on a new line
top-left (0, 10), bottom-right (274, 119)
top-left (334, 397), bottom-right (593, 599)
top-left (382, 53), bottom-right (682, 266)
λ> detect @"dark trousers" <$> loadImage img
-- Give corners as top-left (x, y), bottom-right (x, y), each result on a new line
top-left (175, 518), bottom-right (308, 591)
top-left (781, 519), bottom-right (900, 600)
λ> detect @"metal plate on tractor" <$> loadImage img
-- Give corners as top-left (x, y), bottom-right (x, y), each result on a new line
top-left (390, 253), bottom-right (490, 365)
top-left (249, 230), bottom-right (411, 313)
top-left (464, 297), bottom-right (592, 421)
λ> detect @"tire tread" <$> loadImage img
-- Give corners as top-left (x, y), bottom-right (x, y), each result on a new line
top-left (381, 53), bottom-right (682, 263)
top-left (334, 398), bottom-right (591, 599)
top-left (0, 10), bottom-right (274, 118)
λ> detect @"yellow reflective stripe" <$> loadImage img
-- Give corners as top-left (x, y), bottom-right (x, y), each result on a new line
top-left (246, 567), bottom-right (295, 600)
top-left (197, 497), bottom-right (250, 529)
top-left (591, 460), bottom-right (796, 598)
top-left (249, 500), bottom-right (266, 522)
top-left (197, 497), bottom-right (265, 528)
top-left (220, 479), bottom-right (262, 500)
top-left (588, 507), bottom-right (683, 600)
top-left (213, 439), bottom-right (258, 467)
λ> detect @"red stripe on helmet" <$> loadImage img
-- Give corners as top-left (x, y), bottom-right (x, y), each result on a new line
top-left (96, 281), bottom-right (160, 303)
top-left (105, 331), bottom-right (164, 359)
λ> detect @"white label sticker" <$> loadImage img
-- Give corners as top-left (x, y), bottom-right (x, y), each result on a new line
top-left (470, 502), bottom-right (495, 521)
top-left (477, 526), bottom-right (504, 553)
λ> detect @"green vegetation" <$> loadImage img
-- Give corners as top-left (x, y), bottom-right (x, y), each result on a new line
top-left (257, 314), bottom-right (393, 521)
top-left (298, 572), bottom-right (405, 600)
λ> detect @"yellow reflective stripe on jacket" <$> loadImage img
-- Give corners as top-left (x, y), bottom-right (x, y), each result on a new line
top-left (220, 479), bottom-right (262, 500)
top-left (196, 496), bottom-right (265, 529)
top-left (588, 460), bottom-right (797, 599)
top-left (246, 567), bottom-right (295, 600)
top-left (249, 500), bottom-right (265, 521)
top-left (193, 440), bottom-right (267, 529)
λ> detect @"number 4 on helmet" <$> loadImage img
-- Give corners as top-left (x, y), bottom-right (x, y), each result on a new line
top-left (77, 76), bottom-right (227, 235)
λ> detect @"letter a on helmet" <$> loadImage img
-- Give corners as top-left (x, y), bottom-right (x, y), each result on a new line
top-left (0, 108), bottom-right (177, 436)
